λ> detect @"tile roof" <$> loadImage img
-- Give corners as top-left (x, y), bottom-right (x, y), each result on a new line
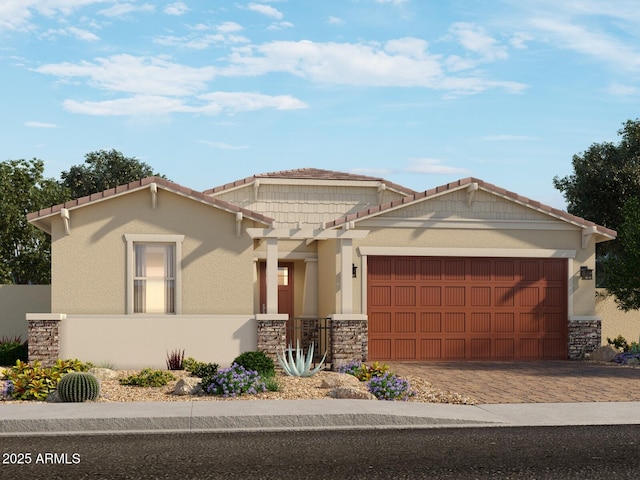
top-left (203, 167), bottom-right (417, 196)
top-left (27, 176), bottom-right (274, 226)
top-left (325, 177), bottom-right (617, 239)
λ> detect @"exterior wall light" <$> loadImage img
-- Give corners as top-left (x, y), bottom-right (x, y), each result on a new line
top-left (579, 266), bottom-right (593, 280)
top-left (352, 263), bottom-right (358, 278)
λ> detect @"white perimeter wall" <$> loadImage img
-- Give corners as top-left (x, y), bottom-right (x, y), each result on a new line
top-left (0, 285), bottom-right (50, 340)
top-left (59, 315), bottom-right (257, 369)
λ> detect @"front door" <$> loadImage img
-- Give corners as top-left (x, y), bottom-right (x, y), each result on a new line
top-left (259, 262), bottom-right (295, 343)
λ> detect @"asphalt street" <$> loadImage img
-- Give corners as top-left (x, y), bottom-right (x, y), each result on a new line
top-left (1, 425), bottom-right (639, 479)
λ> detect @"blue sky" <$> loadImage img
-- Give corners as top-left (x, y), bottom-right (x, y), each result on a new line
top-left (2, 0), bottom-right (639, 209)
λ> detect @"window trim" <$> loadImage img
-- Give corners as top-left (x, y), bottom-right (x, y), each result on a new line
top-left (124, 234), bottom-right (184, 314)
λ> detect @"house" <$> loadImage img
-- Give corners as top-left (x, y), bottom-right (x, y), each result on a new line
top-left (25, 168), bottom-right (616, 369)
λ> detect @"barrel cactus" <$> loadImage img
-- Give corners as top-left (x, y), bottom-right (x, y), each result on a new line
top-left (57, 372), bottom-right (100, 402)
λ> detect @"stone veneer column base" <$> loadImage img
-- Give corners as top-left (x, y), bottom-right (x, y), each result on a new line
top-left (255, 314), bottom-right (288, 364)
top-left (26, 313), bottom-right (66, 367)
top-left (330, 314), bottom-right (368, 370)
top-left (568, 317), bottom-right (601, 359)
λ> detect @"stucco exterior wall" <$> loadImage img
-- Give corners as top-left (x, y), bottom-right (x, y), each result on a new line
top-left (0, 285), bottom-right (50, 340)
top-left (317, 239), bottom-right (338, 318)
top-left (597, 289), bottom-right (640, 345)
top-left (59, 315), bottom-right (256, 369)
top-left (50, 188), bottom-right (255, 315)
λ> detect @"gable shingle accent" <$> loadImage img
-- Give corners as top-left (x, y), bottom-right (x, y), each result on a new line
top-left (325, 177), bottom-right (617, 239)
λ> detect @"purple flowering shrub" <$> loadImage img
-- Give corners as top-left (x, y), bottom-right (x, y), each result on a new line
top-left (337, 360), bottom-right (364, 377)
top-left (367, 372), bottom-right (415, 401)
top-left (205, 363), bottom-right (266, 398)
top-left (2, 379), bottom-right (13, 399)
top-left (614, 352), bottom-right (640, 365)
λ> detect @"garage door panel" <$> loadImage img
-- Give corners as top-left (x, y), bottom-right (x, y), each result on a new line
top-left (395, 339), bottom-right (416, 360)
top-left (445, 286), bottom-right (466, 306)
top-left (369, 312), bottom-right (391, 333)
top-left (420, 339), bottom-right (441, 359)
top-left (444, 313), bottom-right (465, 332)
top-left (471, 313), bottom-right (491, 333)
top-left (471, 339), bottom-right (492, 359)
top-left (421, 286), bottom-right (441, 306)
top-left (421, 313), bottom-right (442, 332)
top-left (370, 286), bottom-right (391, 306)
top-left (395, 313), bottom-right (416, 333)
top-left (368, 257), bottom-right (568, 361)
top-left (495, 313), bottom-right (515, 332)
top-left (395, 286), bottom-right (416, 306)
top-left (471, 287), bottom-right (491, 306)
top-left (444, 339), bottom-right (465, 359)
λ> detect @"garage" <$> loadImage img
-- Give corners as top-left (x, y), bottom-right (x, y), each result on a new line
top-left (367, 256), bottom-right (568, 361)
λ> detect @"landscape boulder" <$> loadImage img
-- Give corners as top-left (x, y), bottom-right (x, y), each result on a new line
top-left (88, 368), bottom-right (119, 381)
top-left (589, 345), bottom-right (620, 363)
top-left (319, 372), bottom-right (362, 389)
top-left (328, 386), bottom-right (376, 400)
top-left (173, 377), bottom-right (203, 396)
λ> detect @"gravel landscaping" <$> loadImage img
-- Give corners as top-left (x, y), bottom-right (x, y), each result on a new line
top-left (1, 369), bottom-right (477, 405)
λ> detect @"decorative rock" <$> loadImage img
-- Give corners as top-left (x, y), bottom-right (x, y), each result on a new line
top-left (328, 386), bottom-right (376, 400)
top-left (589, 345), bottom-right (620, 362)
top-left (88, 368), bottom-right (119, 380)
top-left (320, 372), bottom-right (362, 389)
top-left (173, 377), bottom-right (203, 396)
top-left (46, 390), bottom-right (61, 403)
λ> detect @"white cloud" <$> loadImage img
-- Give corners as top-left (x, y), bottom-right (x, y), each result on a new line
top-left (25, 121), bottom-right (59, 128)
top-left (0, 0), bottom-right (108, 31)
top-left (199, 140), bottom-right (249, 150)
top-left (327, 16), bottom-right (344, 25)
top-left (606, 82), bottom-right (639, 96)
top-left (268, 21), bottom-right (294, 31)
top-left (247, 3), bottom-right (283, 20)
top-left (98, 2), bottom-right (154, 18)
top-left (375, 0), bottom-right (409, 4)
top-left (43, 26), bottom-right (99, 41)
top-left (218, 21), bottom-right (243, 34)
top-left (62, 91), bottom-right (306, 116)
top-left (405, 158), bottom-right (471, 175)
top-left (197, 91), bottom-right (307, 113)
top-left (36, 54), bottom-right (217, 96)
top-left (530, 17), bottom-right (640, 71)
top-left (509, 32), bottom-right (533, 49)
top-left (164, 2), bottom-right (188, 16)
top-left (449, 22), bottom-right (508, 61)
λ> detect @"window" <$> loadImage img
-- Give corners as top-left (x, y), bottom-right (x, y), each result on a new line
top-left (134, 244), bottom-right (175, 313)
top-left (125, 234), bottom-right (184, 314)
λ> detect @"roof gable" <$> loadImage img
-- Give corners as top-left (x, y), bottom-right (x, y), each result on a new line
top-left (28, 176), bottom-right (274, 234)
top-left (326, 177), bottom-right (617, 241)
top-left (203, 167), bottom-right (417, 196)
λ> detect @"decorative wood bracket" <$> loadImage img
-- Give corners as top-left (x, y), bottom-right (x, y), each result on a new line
top-left (466, 182), bottom-right (479, 207)
top-left (582, 226), bottom-right (597, 249)
top-left (150, 183), bottom-right (158, 209)
top-left (377, 183), bottom-right (386, 204)
top-left (61, 208), bottom-right (70, 235)
top-left (236, 212), bottom-right (243, 237)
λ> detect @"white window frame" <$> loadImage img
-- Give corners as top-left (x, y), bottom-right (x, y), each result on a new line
top-left (124, 234), bottom-right (184, 314)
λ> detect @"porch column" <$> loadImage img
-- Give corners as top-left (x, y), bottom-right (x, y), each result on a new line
top-left (339, 238), bottom-right (353, 314)
top-left (27, 313), bottom-right (65, 367)
top-left (265, 237), bottom-right (278, 314)
top-left (301, 258), bottom-right (319, 317)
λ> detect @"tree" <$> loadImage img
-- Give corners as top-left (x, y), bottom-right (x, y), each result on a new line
top-left (0, 159), bottom-right (68, 284)
top-left (60, 149), bottom-right (164, 199)
top-left (553, 119), bottom-right (640, 287)
top-left (602, 197), bottom-right (640, 310)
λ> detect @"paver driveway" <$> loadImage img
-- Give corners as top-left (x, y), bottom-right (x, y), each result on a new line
top-left (388, 361), bottom-right (640, 403)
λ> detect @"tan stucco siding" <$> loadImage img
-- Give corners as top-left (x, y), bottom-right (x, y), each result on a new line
top-left (597, 289), bottom-right (640, 346)
top-left (50, 189), bottom-right (254, 315)
top-left (0, 285), bottom-right (51, 340)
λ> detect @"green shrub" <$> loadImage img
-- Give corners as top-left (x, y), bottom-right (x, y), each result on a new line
top-left (119, 368), bottom-right (175, 387)
top-left (232, 351), bottom-right (275, 377)
top-left (183, 357), bottom-right (219, 379)
top-left (2, 358), bottom-right (92, 401)
top-left (57, 372), bottom-right (100, 402)
top-left (0, 336), bottom-right (28, 366)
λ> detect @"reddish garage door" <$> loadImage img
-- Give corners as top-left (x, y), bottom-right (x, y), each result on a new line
top-left (367, 257), bottom-right (568, 361)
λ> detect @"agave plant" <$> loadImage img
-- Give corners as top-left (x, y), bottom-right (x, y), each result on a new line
top-left (277, 341), bottom-right (327, 377)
